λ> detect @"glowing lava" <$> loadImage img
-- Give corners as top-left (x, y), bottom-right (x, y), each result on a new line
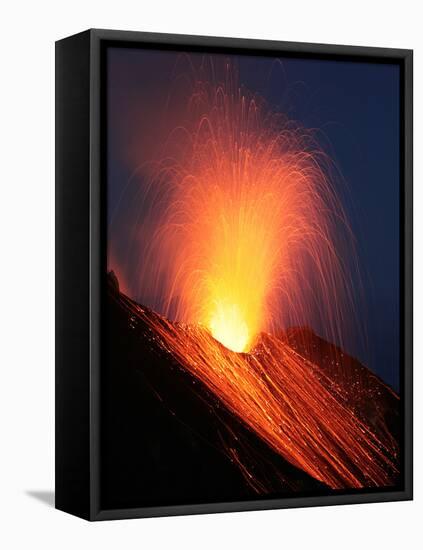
top-left (209, 301), bottom-right (249, 353)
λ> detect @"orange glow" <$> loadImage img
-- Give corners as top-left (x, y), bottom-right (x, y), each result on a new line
top-left (209, 301), bottom-right (250, 352)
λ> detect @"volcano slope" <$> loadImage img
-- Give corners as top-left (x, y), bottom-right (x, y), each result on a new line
top-left (101, 272), bottom-right (400, 510)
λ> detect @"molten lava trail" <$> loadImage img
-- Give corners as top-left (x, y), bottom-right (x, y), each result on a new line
top-left (121, 295), bottom-right (398, 490)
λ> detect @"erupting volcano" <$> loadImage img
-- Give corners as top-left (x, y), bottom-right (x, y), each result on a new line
top-left (106, 60), bottom-right (400, 498)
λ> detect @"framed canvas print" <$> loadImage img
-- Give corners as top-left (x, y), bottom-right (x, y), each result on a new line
top-left (55, 29), bottom-right (413, 520)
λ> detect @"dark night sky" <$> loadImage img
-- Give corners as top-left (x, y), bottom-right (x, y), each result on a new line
top-left (107, 47), bottom-right (400, 390)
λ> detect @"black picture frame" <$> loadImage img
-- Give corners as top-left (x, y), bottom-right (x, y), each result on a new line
top-left (55, 28), bottom-right (413, 521)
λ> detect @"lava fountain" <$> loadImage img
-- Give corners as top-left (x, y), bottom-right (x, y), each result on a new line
top-left (131, 63), bottom-right (359, 354)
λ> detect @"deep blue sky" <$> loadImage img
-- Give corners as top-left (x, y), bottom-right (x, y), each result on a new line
top-left (107, 48), bottom-right (401, 389)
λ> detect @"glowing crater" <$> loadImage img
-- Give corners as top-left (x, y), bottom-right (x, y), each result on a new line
top-left (209, 301), bottom-right (250, 353)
